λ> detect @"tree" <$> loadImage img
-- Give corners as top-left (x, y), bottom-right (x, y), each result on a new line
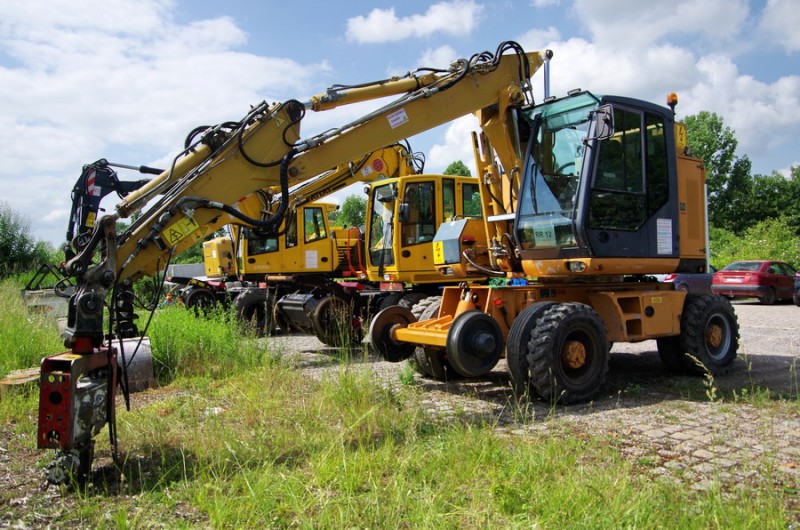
top-left (683, 112), bottom-right (752, 232)
top-left (333, 195), bottom-right (367, 229)
top-left (711, 216), bottom-right (800, 267)
top-left (0, 202), bottom-right (52, 278)
top-left (444, 160), bottom-right (471, 176)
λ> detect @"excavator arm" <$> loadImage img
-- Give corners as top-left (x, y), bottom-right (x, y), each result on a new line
top-left (40, 42), bottom-right (550, 484)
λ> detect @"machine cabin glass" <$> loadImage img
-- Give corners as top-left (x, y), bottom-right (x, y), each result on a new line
top-left (515, 92), bottom-right (677, 263)
top-left (516, 94), bottom-right (596, 252)
top-left (368, 183), bottom-right (397, 267)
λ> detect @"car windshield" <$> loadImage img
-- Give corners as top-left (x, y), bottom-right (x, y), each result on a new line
top-left (723, 261), bottom-right (763, 272)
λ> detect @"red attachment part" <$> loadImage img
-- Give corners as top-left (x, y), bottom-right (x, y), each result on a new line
top-left (37, 349), bottom-right (116, 450)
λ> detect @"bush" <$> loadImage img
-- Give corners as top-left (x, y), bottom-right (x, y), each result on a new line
top-left (710, 216), bottom-right (800, 268)
top-left (0, 202), bottom-right (53, 278)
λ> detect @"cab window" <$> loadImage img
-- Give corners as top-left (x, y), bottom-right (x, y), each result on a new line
top-left (247, 235), bottom-right (278, 255)
top-left (401, 181), bottom-right (436, 246)
top-left (303, 206), bottom-right (327, 243)
top-left (462, 182), bottom-right (482, 217)
top-left (589, 108), bottom-right (668, 231)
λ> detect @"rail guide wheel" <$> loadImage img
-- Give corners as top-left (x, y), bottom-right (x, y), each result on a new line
top-left (368, 306), bottom-right (416, 362)
top-left (446, 310), bottom-right (503, 377)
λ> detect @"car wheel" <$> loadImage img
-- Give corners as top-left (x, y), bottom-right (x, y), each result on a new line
top-left (760, 287), bottom-right (776, 305)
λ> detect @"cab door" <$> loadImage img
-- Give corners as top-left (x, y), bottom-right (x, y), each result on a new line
top-left (395, 179), bottom-right (437, 277)
top-left (282, 205), bottom-right (335, 273)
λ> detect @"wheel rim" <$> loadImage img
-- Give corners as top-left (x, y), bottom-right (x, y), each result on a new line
top-left (562, 340), bottom-right (587, 370)
top-left (314, 297), bottom-right (353, 345)
top-left (446, 311), bottom-right (503, 377)
top-left (704, 313), bottom-right (732, 361)
top-left (368, 306), bottom-right (415, 362)
top-left (557, 326), bottom-right (599, 384)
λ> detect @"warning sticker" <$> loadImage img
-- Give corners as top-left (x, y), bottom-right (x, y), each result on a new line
top-left (372, 158), bottom-right (385, 172)
top-left (162, 216), bottom-right (200, 247)
top-left (433, 241), bottom-right (445, 265)
top-left (387, 108), bottom-right (409, 129)
top-left (360, 165), bottom-right (374, 178)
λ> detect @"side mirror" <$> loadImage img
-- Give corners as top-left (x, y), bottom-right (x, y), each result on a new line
top-left (377, 183), bottom-right (398, 203)
top-left (592, 104), bottom-right (614, 141)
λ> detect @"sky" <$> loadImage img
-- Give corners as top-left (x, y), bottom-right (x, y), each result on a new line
top-left (1, 0), bottom-right (798, 247)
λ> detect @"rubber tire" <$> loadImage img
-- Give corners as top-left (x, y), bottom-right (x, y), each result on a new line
top-left (183, 287), bottom-right (216, 315)
top-left (446, 310), bottom-right (503, 378)
top-left (760, 287), bottom-right (776, 305)
top-left (410, 296), bottom-right (440, 320)
top-left (526, 303), bottom-right (609, 404)
top-left (656, 335), bottom-right (687, 372)
top-left (399, 291), bottom-right (427, 311)
top-left (233, 290), bottom-right (274, 337)
top-left (410, 297), bottom-right (459, 380)
top-left (376, 292), bottom-right (405, 312)
top-left (312, 296), bottom-right (360, 347)
top-left (679, 294), bottom-right (739, 375)
top-left (505, 302), bottom-right (557, 396)
top-left (794, 293), bottom-right (800, 307)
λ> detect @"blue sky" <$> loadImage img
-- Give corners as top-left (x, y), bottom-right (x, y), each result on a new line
top-left (1, 0), bottom-right (798, 246)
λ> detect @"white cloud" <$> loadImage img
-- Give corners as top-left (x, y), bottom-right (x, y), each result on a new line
top-left (517, 26), bottom-right (561, 49)
top-left (684, 55), bottom-right (800, 158)
top-left (0, 1), bottom-right (328, 245)
top-left (417, 45), bottom-right (459, 69)
top-left (759, 0), bottom-right (800, 52)
top-left (531, 0), bottom-right (561, 7)
top-left (345, 1), bottom-right (484, 44)
top-left (428, 115), bottom-right (480, 173)
top-left (572, 0), bottom-right (749, 48)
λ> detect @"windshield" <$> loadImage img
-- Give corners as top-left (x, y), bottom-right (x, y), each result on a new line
top-left (516, 94), bottom-right (597, 250)
top-left (368, 183), bottom-right (395, 267)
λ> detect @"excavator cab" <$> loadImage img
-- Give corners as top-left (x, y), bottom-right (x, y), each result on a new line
top-left (514, 91), bottom-right (705, 276)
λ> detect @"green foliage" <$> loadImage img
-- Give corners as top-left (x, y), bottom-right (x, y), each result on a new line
top-left (333, 194), bottom-right (366, 229)
top-left (0, 202), bottom-right (53, 278)
top-left (112, 371), bottom-right (787, 528)
top-left (745, 167), bottom-right (800, 232)
top-left (147, 304), bottom-right (270, 383)
top-left (684, 112), bottom-right (752, 233)
top-left (444, 160), bottom-right (471, 176)
top-left (710, 216), bottom-right (800, 268)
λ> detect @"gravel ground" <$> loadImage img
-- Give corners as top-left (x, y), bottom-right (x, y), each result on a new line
top-left (270, 299), bottom-right (800, 512)
top-left (2, 300), bottom-right (799, 525)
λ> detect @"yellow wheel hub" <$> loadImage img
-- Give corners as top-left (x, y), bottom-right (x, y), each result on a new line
top-left (562, 340), bottom-right (586, 369)
top-left (705, 324), bottom-right (723, 349)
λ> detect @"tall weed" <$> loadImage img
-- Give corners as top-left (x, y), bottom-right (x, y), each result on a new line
top-left (0, 278), bottom-right (63, 377)
top-left (147, 304), bottom-right (272, 383)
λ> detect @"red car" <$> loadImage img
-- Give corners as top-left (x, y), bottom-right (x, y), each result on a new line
top-left (711, 260), bottom-right (797, 305)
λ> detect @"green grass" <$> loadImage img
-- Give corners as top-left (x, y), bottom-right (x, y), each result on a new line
top-left (0, 278), bottom-right (796, 527)
top-left (0, 278), bottom-right (63, 378)
top-left (147, 304), bottom-right (277, 383)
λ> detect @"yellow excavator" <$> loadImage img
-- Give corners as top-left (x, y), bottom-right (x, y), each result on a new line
top-left (368, 89), bottom-right (738, 402)
top-left (37, 41), bottom-right (738, 485)
top-left (172, 145), bottom-right (483, 346)
top-left (38, 41), bottom-right (551, 483)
